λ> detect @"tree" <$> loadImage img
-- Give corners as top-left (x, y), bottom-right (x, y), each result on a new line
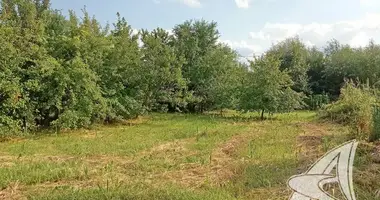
top-left (100, 12), bottom-right (143, 121)
top-left (307, 47), bottom-right (327, 94)
top-left (139, 28), bottom-right (187, 112)
top-left (203, 44), bottom-right (243, 113)
top-left (172, 19), bottom-right (220, 112)
top-left (240, 55), bottom-right (303, 120)
top-left (266, 37), bottom-right (310, 94)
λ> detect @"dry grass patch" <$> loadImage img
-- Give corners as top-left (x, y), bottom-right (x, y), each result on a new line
top-left (295, 122), bottom-right (335, 166)
top-left (158, 134), bottom-right (250, 188)
top-left (0, 181), bottom-right (25, 200)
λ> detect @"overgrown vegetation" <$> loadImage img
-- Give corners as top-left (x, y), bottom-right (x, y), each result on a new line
top-left (320, 80), bottom-right (380, 141)
top-left (1, 1), bottom-right (380, 199)
top-left (2, 1), bottom-right (380, 136)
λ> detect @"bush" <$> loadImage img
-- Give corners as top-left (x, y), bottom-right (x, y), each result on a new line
top-left (319, 80), bottom-right (378, 140)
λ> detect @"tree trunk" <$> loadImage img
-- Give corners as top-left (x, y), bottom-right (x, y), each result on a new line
top-left (261, 109), bottom-right (265, 120)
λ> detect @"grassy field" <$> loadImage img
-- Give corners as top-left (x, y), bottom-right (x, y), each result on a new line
top-left (0, 111), bottom-right (379, 199)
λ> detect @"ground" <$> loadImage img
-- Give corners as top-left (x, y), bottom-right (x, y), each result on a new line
top-left (0, 111), bottom-right (379, 199)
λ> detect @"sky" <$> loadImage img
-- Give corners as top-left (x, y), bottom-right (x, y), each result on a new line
top-left (50, 0), bottom-right (380, 59)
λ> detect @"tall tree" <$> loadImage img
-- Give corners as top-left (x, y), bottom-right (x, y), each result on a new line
top-left (139, 28), bottom-right (187, 112)
top-left (266, 37), bottom-right (310, 94)
top-left (203, 44), bottom-right (243, 112)
top-left (172, 19), bottom-right (220, 112)
top-left (307, 47), bottom-right (327, 95)
top-left (100, 12), bottom-right (143, 121)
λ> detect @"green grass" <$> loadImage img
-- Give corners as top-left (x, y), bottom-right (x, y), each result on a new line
top-left (0, 111), bottom-right (378, 199)
top-left (0, 160), bottom-right (89, 189)
top-left (28, 184), bottom-right (237, 200)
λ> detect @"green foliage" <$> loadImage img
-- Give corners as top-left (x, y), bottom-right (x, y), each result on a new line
top-left (171, 19), bottom-right (234, 112)
top-left (370, 105), bottom-right (380, 142)
top-left (100, 13), bottom-right (143, 121)
top-left (321, 39), bottom-right (380, 98)
top-left (240, 55), bottom-right (303, 119)
top-left (307, 47), bottom-right (328, 95)
top-left (200, 44), bottom-right (243, 112)
top-left (0, 1), bottom-right (251, 134)
top-left (3, 0), bottom-right (380, 135)
top-left (320, 80), bottom-right (377, 140)
top-left (266, 37), bottom-right (310, 94)
top-left (304, 93), bottom-right (330, 110)
top-left (0, 1), bottom-right (142, 134)
top-left (139, 28), bottom-right (187, 112)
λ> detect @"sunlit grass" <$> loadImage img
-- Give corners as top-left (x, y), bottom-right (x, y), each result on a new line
top-left (0, 111), bottom-right (377, 199)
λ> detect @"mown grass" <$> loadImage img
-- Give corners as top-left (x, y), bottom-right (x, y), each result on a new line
top-left (0, 111), bottom-right (378, 199)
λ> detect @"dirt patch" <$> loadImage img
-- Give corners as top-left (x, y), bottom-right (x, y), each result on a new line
top-left (295, 122), bottom-right (329, 167)
top-left (296, 122), bottom-right (329, 137)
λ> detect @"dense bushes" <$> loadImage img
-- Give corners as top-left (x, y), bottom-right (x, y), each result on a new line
top-left (0, 0), bottom-right (253, 135)
top-left (319, 81), bottom-right (380, 141)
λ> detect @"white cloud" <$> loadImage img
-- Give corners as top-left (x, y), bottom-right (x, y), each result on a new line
top-left (179, 0), bottom-right (201, 7)
top-left (222, 39), bottom-right (263, 54)
top-left (217, 39), bottom-right (263, 61)
top-left (248, 12), bottom-right (380, 51)
top-left (249, 31), bottom-right (270, 40)
top-left (234, 0), bottom-right (252, 8)
top-left (350, 32), bottom-right (370, 47)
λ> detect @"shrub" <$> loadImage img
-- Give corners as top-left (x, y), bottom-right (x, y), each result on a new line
top-left (319, 80), bottom-right (378, 140)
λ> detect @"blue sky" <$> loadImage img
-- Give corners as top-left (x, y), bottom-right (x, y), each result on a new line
top-left (50, 0), bottom-right (380, 59)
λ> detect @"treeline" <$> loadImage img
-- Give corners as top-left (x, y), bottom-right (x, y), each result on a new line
top-left (1, 0), bottom-right (380, 135)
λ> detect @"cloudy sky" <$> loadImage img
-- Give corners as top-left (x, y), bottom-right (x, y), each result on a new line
top-left (51, 0), bottom-right (380, 59)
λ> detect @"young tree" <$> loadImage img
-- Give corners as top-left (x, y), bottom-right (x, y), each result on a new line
top-left (240, 55), bottom-right (303, 120)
